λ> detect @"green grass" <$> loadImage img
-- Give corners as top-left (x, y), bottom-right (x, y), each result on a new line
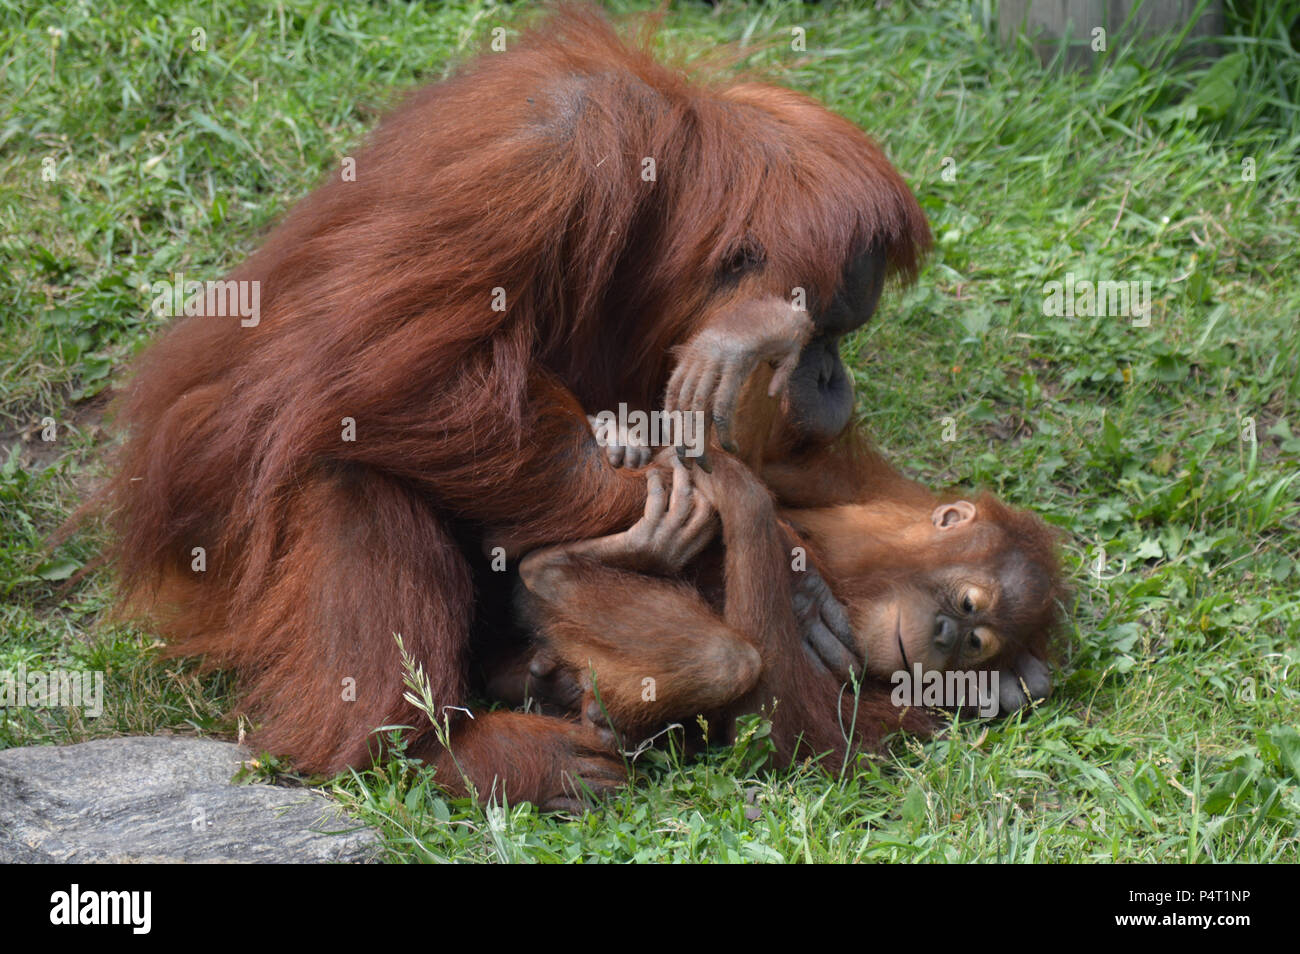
top-left (2, 0), bottom-right (1298, 862)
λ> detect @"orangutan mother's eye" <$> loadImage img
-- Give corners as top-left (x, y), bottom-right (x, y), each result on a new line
top-left (718, 238), bottom-right (766, 278)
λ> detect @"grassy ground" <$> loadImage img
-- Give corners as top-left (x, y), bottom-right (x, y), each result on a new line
top-left (2, 0), bottom-right (1297, 863)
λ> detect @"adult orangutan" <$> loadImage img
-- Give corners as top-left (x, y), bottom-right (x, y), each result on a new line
top-left (101, 5), bottom-right (929, 807)
top-left (506, 415), bottom-right (1063, 786)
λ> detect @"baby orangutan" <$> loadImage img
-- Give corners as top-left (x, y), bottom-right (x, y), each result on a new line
top-left (507, 444), bottom-right (1062, 769)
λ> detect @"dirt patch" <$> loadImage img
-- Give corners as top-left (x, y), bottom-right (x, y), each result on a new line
top-left (1, 389), bottom-right (113, 473)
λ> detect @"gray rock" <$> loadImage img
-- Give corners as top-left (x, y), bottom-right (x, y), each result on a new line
top-left (0, 736), bottom-right (379, 863)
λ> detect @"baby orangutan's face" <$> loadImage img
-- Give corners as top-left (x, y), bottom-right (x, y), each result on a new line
top-left (849, 501), bottom-right (1055, 715)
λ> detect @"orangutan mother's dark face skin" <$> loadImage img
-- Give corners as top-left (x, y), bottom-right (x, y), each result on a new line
top-left (783, 249), bottom-right (887, 443)
top-left (663, 247), bottom-right (891, 463)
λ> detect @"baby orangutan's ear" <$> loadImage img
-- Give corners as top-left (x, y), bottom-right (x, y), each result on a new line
top-left (931, 500), bottom-right (976, 530)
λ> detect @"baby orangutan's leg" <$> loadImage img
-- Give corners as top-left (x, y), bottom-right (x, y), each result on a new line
top-left (517, 457), bottom-right (759, 744)
top-left (520, 567), bottom-right (762, 744)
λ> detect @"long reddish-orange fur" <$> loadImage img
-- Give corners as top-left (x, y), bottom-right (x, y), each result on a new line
top-left (100, 5), bottom-right (928, 797)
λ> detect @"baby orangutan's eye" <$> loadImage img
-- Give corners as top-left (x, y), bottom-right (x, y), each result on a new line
top-left (960, 585), bottom-right (990, 615)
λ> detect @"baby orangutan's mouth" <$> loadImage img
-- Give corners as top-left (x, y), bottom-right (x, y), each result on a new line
top-left (896, 611), bottom-right (909, 672)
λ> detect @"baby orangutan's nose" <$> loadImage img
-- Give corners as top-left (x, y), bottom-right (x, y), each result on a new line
top-left (933, 614), bottom-right (959, 655)
top-left (933, 614), bottom-right (988, 664)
